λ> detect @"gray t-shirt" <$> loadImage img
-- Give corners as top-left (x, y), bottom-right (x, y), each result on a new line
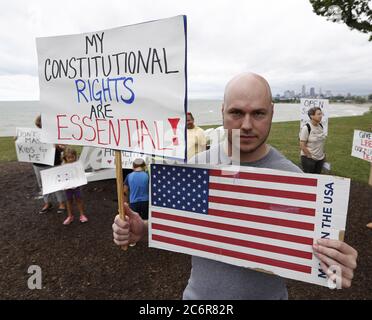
top-left (182, 144), bottom-right (303, 300)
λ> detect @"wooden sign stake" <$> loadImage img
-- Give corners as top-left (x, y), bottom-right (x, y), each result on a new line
top-left (115, 150), bottom-right (128, 251)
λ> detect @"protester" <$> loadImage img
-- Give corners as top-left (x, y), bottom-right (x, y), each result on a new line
top-left (123, 158), bottom-right (149, 220)
top-left (299, 107), bottom-right (326, 174)
top-left (187, 112), bottom-right (207, 161)
top-left (112, 72), bottom-right (358, 299)
top-left (32, 115), bottom-right (66, 214)
top-left (62, 147), bottom-right (88, 225)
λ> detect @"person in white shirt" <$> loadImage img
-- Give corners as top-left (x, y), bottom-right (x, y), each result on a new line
top-left (186, 112), bottom-right (207, 160)
top-left (299, 107), bottom-right (326, 173)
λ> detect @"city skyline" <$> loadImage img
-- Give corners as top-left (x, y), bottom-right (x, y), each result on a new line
top-left (1, 0), bottom-right (372, 101)
top-left (277, 83), bottom-right (369, 100)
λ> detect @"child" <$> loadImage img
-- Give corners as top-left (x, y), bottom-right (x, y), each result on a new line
top-left (62, 147), bottom-right (88, 225)
top-left (123, 158), bottom-right (149, 220)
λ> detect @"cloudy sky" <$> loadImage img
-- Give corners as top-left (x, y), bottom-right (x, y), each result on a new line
top-left (1, 0), bottom-right (371, 100)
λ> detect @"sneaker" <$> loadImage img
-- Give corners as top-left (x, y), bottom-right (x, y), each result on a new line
top-left (57, 207), bottom-right (67, 214)
top-left (79, 214), bottom-right (88, 223)
top-left (63, 216), bottom-right (74, 225)
top-left (39, 203), bottom-right (53, 214)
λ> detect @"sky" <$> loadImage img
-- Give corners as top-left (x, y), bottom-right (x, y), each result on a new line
top-left (0, 0), bottom-right (371, 100)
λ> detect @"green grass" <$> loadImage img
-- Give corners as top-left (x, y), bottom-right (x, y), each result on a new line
top-left (267, 113), bottom-right (372, 183)
top-left (2, 113), bottom-right (371, 183)
top-left (0, 137), bottom-right (16, 162)
top-left (201, 112), bottom-right (372, 184)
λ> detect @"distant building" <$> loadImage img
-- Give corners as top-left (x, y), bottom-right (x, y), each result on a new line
top-left (301, 85), bottom-right (306, 97)
top-left (284, 90), bottom-right (295, 99)
top-left (310, 87), bottom-right (315, 97)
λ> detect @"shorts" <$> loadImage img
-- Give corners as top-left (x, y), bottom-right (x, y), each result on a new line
top-left (130, 201), bottom-right (149, 220)
top-left (66, 187), bottom-right (82, 201)
top-left (301, 156), bottom-right (324, 174)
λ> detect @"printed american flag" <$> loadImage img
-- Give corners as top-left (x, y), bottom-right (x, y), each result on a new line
top-left (149, 163), bottom-right (350, 286)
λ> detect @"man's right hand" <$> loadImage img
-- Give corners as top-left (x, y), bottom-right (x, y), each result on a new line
top-left (112, 203), bottom-right (146, 246)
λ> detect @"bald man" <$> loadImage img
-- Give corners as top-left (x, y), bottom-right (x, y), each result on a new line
top-left (112, 73), bottom-right (358, 299)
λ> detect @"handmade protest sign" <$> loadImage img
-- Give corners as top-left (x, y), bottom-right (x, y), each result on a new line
top-left (352, 130), bottom-right (372, 162)
top-left (40, 161), bottom-right (87, 195)
top-left (36, 15), bottom-right (187, 160)
top-left (149, 163), bottom-right (350, 287)
top-left (100, 148), bottom-right (148, 169)
top-left (300, 99), bottom-right (329, 135)
top-left (15, 127), bottom-right (55, 165)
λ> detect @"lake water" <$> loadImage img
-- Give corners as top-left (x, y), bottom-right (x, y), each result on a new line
top-left (0, 100), bottom-right (369, 136)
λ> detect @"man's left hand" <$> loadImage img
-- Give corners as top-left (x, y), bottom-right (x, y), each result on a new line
top-left (313, 239), bottom-right (358, 288)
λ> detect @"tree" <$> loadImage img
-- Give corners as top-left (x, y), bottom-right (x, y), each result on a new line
top-left (309, 0), bottom-right (372, 41)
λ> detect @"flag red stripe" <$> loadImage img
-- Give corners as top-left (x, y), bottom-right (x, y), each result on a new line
top-left (210, 169), bottom-right (318, 187)
top-left (152, 234), bottom-right (312, 273)
top-left (152, 223), bottom-right (313, 260)
top-left (208, 208), bottom-right (315, 231)
top-left (209, 182), bottom-right (316, 202)
top-left (151, 211), bottom-right (313, 245)
top-left (209, 196), bottom-right (315, 216)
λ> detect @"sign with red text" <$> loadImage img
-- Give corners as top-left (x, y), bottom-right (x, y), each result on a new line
top-left (149, 163), bottom-right (350, 287)
top-left (352, 130), bottom-right (372, 162)
top-left (40, 161), bottom-right (87, 195)
top-left (100, 148), bottom-right (149, 169)
top-left (15, 127), bottom-right (56, 165)
top-left (300, 99), bottom-right (329, 135)
top-left (37, 15), bottom-right (187, 160)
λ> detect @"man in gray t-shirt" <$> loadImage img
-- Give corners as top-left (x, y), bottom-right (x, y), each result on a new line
top-left (113, 72), bottom-right (358, 299)
top-left (182, 145), bottom-right (302, 299)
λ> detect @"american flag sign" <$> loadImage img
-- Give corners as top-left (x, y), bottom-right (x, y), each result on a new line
top-left (149, 163), bottom-right (350, 287)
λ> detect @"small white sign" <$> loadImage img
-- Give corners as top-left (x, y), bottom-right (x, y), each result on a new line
top-left (300, 99), bottom-right (329, 135)
top-left (100, 148), bottom-right (148, 169)
top-left (351, 130), bottom-right (372, 162)
top-left (322, 162), bottom-right (331, 171)
top-left (40, 161), bottom-right (87, 195)
top-left (15, 128), bottom-right (56, 165)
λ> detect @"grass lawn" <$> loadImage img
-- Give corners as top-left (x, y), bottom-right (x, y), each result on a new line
top-left (1, 112), bottom-right (371, 183)
top-left (0, 136), bottom-right (16, 162)
top-left (202, 112), bottom-right (372, 184)
top-left (268, 114), bottom-right (372, 183)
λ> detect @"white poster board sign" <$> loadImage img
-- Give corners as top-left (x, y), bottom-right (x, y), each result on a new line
top-left (100, 149), bottom-right (148, 169)
top-left (15, 127), bottom-right (55, 165)
top-left (352, 130), bottom-right (372, 162)
top-left (37, 15), bottom-right (187, 160)
top-left (300, 99), bottom-right (329, 135)
top-left (40, 161), bottom-right (87, 195)
top-left (149, 163), bottom-right (350, 287)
